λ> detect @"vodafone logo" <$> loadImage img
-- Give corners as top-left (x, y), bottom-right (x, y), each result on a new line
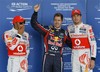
top-left (17, 45), bottom-right (23, 52)
top-left (75, 39), bottom-right (81, 45)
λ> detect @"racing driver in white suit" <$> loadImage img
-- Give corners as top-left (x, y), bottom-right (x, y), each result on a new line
top-left (67, 9), bottom-right (97, 72)
top-left (3, 16), bottom-right (30, 72)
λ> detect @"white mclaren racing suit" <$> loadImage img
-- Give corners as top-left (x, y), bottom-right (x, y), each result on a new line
top-left (67, 23), bottom-right (97, 72)
top-left (4, 28), bottom-right (30, 72)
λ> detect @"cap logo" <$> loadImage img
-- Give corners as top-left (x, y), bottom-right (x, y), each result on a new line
top-left (74, 10), bottom-right (79, 13)
top-left (20, 16), bottom-right (23, 19)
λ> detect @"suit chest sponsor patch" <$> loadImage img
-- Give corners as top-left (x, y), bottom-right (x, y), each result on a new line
top-left (69, 28), bottom-right (75, 33)
top-left (79, 27), bottom-right (86, 33)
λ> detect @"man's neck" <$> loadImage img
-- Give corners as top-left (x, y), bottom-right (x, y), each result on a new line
top-left (74, 22), bottom-right (82, 26)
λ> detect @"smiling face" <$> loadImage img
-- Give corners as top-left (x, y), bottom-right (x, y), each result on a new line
top-left (54, 16), bottom-right (63, 28)
top-left (53, 13), bottom-right (63, 29)
top-left (72, 14), bottom-right (82, 25)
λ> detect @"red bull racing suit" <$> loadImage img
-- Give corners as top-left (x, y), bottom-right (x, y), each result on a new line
top-left (31, 12), bottom-right (71, 72)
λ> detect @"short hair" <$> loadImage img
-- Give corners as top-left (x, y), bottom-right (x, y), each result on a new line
top-left (53, 13), bottom-right (63, 21)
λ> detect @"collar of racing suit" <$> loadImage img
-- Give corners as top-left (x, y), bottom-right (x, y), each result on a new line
top-left (74, 22), bottom-right (83, 27)
top-left (12, 27), bottom-right (18, 33)
top-left (54, 26), bottom-right (61, 30)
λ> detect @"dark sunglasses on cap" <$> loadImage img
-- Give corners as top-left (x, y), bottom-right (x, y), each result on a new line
top-left (19, 21), bottom-right (25, 25)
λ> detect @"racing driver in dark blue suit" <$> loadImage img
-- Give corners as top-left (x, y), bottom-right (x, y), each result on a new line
top-left (30, 4), bottom-right (71, 72)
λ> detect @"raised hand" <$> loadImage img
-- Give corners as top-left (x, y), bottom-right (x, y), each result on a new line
top-left (34, 4), bottom-right (40, 12)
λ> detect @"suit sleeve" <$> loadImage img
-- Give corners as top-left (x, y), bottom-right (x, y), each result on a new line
top-left (26, 33), bottom-right (30, 58)
top-left (30, 11), bottom-right (48, 36)
top-left (64, 30), bottom-right (72, 48)
top-left (87, 26), bottom-right (97, 61)
top-left (4, 32), bottom-right (22, 50)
